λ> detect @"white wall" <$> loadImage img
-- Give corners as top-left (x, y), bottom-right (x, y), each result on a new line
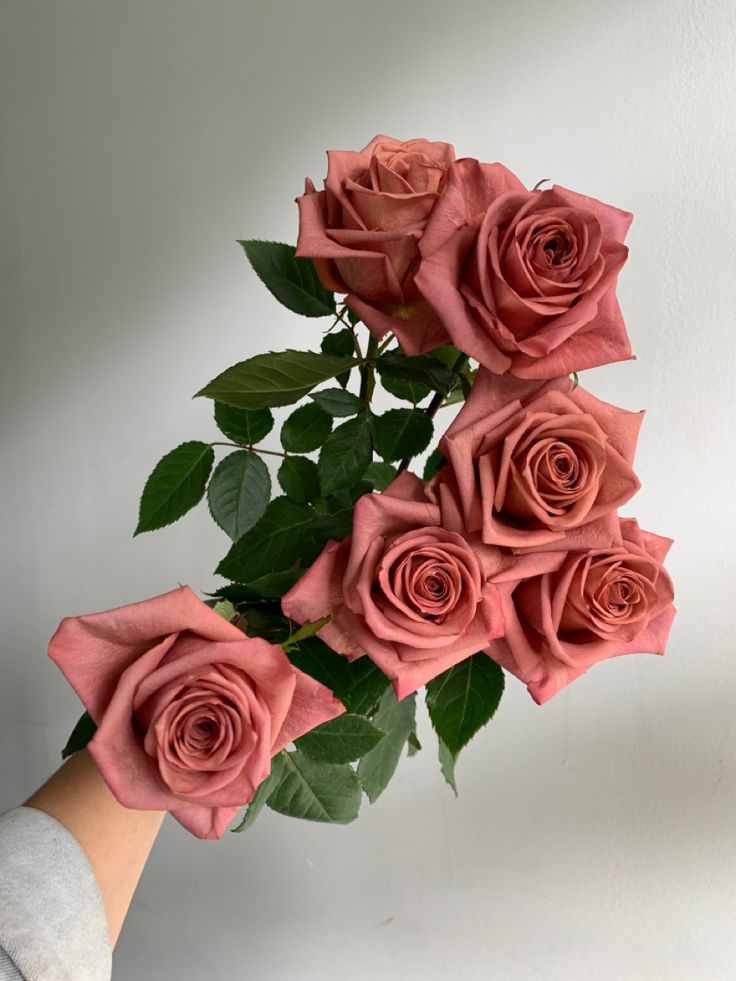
top-left (2, 1), bottom-right (734, 978)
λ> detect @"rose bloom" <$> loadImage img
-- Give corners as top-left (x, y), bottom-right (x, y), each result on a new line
top-left (49, 586), bottom-right (344, 839)
top-left (430, 371), bottom-right (642, 550)
top-left (487, 518), bottom-right (676, 704)
top-left (282, 472), bottom-right (557, 699)
top-left (414, 158), bottom-right (633, 378)
top-left (295, 134), bottom-right (460, 354)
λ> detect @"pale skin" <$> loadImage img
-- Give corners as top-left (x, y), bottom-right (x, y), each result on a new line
top-left (25, 748), bottom-right (164, 947)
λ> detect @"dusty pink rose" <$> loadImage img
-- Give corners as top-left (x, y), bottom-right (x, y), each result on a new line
top-left (281, 471), bottom-right (524, 698)
top-left (296, 135), bottom-right (461, 354)
top-left (49, 586), bottom-right (344, 839)
top-left (486, 518), bottom-right (676, 704)
top-left (415, 158), bottom-right (633, 378)
top-left (430, 370), bottom-right (642, 550)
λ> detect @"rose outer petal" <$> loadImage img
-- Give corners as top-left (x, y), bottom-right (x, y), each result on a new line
top-left (48, 586), bottom-right (243, 723)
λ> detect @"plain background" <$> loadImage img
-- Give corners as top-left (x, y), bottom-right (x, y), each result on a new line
top-left (2, 1), bottom-right (734, 978)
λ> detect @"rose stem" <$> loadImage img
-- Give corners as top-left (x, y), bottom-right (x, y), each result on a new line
top-left (359, 335), bottom-right (379, 405)
top-left (209, 441), bottom-right (288, 458)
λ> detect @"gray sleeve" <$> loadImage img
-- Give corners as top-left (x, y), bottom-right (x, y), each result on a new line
top-left (0, 806), bottom-right (111, 981)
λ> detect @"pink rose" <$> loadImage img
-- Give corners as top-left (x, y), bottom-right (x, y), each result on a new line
top-left (487, 518), bottom-right (676, 704)
top-left (49, 586), bottom-right (344, 839)
top-left (296, 134), bottom-right (461, 354)
top-left (415, 158), bottom-right (633, 378)
top-left (282, 471), bottom-right (523, 699)
top-left (430, 371), bottom-right (642, 550)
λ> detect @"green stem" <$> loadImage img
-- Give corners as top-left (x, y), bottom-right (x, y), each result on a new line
top-left (359, 336), bottom-right (379, 405)
top-left (375, 333), bottom-right (395, 357)
top-left (396, 352), bottom-right (470, 474)
top-left (335, 305), bottom-right (352, 328)
top-left (210, 441), bottom-right (288, 459)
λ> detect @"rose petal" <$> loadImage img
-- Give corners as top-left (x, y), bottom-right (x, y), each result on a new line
top-left (47, 586), bottom-right (243, 722)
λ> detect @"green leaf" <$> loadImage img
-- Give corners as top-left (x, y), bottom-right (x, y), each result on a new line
top-left (240, 607), bottom-right (291, 643)
top-left (231, 752), bottom-right (288, 832)
top-left (283, 616), bottom-right (331, 648)
top-left (318, 416), bottom-right (372, 495)
top-left (407, 730), bottom-right (422, 757)
top-left (61, 711), bottom-right (97, 759)
top-left (357, 690), bottom-right (416, 803)
top-left (438, 739), bottom-right (458, 795)
top-left (321, 330), bottom-right (355, 388)
top-left (135, 441), bottom-right (214, 534)
top-left (285, 637), bottom-right (393, 716)
top-left (196, 351), bottom-right (357, 410)
top-left (212, 599), bottom-right (236, 621)
top-left (377, 351), bottom-right (455, 393)
top-left (442, 369), bottom-right (476, 408)
top-left (425, 654), bottom-right (505, 756)
top-left (297, 714), bottom-right (386, 764)
top-left (346, 306), bottom-right (361, 326)
top-left (286, 636), bottom-right (355, 702)
top-left (380, 371), bottom-right (431, 405)
top-left (373, 409), bottom-right (433, 462)
top-left (341, 660), bottom-right (392, 715)
top-left (423, 448), bottom-right (444, 481)
top-left (214, 403), bottom-right (273, 444)
top-left (207, 450), bottom-right (271, 541)
top-left (240, 240), bottom-right (336, 318)
top-left (266, 750), bottom-right (362, 823)
top-left (235, 569), bottom-right (303, 599)
top-left (321, 329), bottom-right (355, 358)
top-left (363, 461), bottom-right (397, 492)
top-left (216, 497), bottom-right (315, 581)
top-left (277, 456), bottom-right (320, 504)
top-left (422, 344), bottom-right (464, 366)
top-left (309, 388), bottom-right (364, 417)
top-left (280, 403), bottom-right (333, 453)
top-left (309, 504), bottom-right (355, 546)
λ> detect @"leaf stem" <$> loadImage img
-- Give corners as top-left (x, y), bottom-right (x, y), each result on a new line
top-left (335, 306), bottom-right (352, 329)
top-left (375, 333), bottom-right (395, 357)
top-left (209, 441), bottom-right (288, 459)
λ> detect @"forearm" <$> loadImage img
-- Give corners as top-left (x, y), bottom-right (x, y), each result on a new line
top-left (25, 749), bottom-right (164, 947)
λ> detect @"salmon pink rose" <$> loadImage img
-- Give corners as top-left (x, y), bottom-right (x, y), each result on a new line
top-left (415, 158), bottom-right (633, 378)
top-left (48, 586), bottom-right (344, 839)
top-left (296, 135), bottom-right (465, 354)
top-left (486, 518), bottom-right (676, 704)
top-left (282, 472), bottom-right (558, 699)
top-left (430, 371), bottom-right (642, 550)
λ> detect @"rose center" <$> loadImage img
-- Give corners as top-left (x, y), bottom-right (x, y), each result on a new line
top-left (543, 235), bottom-right (568, 265)
top-left (529, 224), bottom-right (576, 272)
top-left (530, 439), bottom-right (588, 500)
top-left (602, 577), bottom-right (638, 613)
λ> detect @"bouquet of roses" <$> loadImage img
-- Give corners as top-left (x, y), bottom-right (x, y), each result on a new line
top-left (49, 136), bottom-right (676, 839)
